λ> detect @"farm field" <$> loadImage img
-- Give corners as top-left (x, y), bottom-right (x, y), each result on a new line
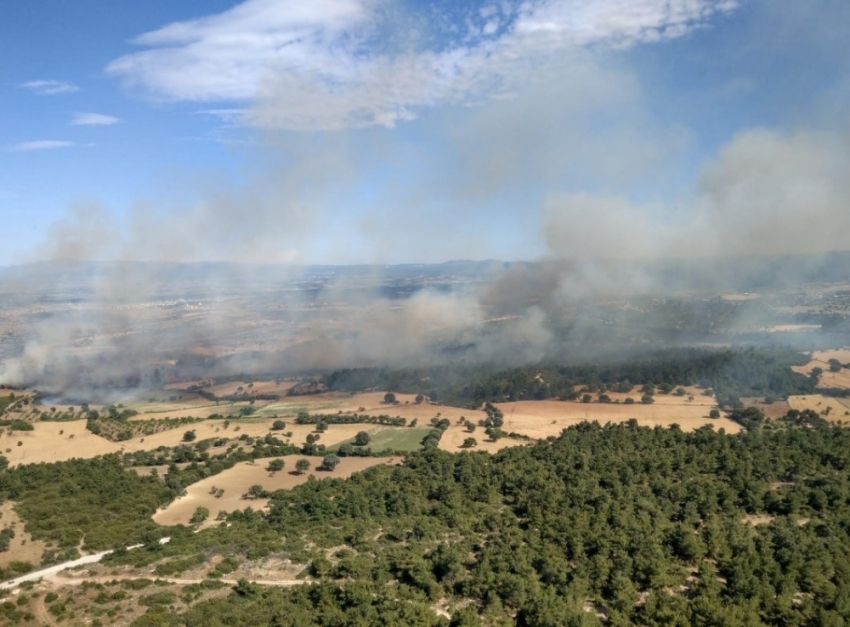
top-left (786, 395), bottom-right (850, 422)
top-left (328, 426), bottom-right (435, 453)
top-left (0, 420), bottom-right (120, 467)
top-left (153, 456), bottom-right (398, 527)
top-left (791, 348), bottom-right (850, 388)
top-left (492, 399), bottom-right (742, 435)
top-left (112, 421), bottom-right (377, 457)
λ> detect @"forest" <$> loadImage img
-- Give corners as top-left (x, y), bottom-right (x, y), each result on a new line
top-left (320, 348), bottom-right (821, 407)
top-left (87, 410), bottom-right (850, 626)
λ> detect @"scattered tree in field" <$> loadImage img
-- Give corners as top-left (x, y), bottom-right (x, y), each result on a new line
top-left (320, 454), bottom-right (340, 471)
top-left (316, 421), bottom-right (328, 433)
top-left (354, 431), bottom-right (371, 446)
top-left (190, 506), bottom-right (209, 525)
top-left (383, 392), bottom-right (397, 404)
top-left (829, 358), bottom-right (842, 372)
top-left (709, 409), bottom-right (721, 419)
top-left (415, 393), bottom-right (425, 404)
top-left (581, 394), bottom-right (592, 404)
top-left (624, 397), bottom-right (635, 405)
top-left (466, 422), bottom-right (477, 433)
top-left (461, 437), bottom-right (477, 448)
top-left (295, 458), bottom-right (311, 474)
top-left (243, 484), bottom-right (267, 499)
top-left (272, 420), bottom-right (286, 430)
top-left (267, 458), bottom-right (285, 473)
top-left (641, 395), bottom-right (654, 404)
top-left (182, 430), bottom-right (197, 442)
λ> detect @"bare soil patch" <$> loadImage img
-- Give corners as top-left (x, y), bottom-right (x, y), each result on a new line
top-left (153, 457), bottom-right (398, 526)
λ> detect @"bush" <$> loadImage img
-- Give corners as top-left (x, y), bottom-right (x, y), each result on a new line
top-left (320, 454), bottom-right (340, 471)
top-left (267, 459), bottom-right (285, 472)
top-left (190, 506), bottom-right (209, 524)
top-left (295, 459), bottom-right (311, 474)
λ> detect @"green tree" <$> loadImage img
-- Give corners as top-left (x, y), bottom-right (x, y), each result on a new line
top-left (321, 454), bottom-right (340, 471)
top-left (383, 392), bottom-right (397, 404)
top-left (295, 458), bottom-right (311, 474)
top-left (271, 420), bottom-right (286, 430)
top-left (462, 438), bottom-right (477, 448)
top-left (182, 430), bottom-right (196, 442)
top-left (354, 431), bottom-right (371, 446)
top-left (266, 459), bottom-right (284, 472)
top-left (190, 506), bottom-right (209, 525)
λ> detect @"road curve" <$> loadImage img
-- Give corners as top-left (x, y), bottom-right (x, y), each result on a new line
top-left (0, 539), bottom-right (169, 591)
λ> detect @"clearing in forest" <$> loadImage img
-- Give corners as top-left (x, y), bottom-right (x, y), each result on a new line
top-left (786, 395), bottom-right (850, 422)
top-left (152, 456), bottom-right (397, 527)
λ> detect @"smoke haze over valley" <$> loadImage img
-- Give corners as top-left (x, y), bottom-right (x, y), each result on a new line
top-left (1, 0), bottom-right (849, 395)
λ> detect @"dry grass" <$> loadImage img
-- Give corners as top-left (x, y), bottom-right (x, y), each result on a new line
top-left (791, 349), bottom-right (850, 389)
top-left (0, 420), bottom-right (120, 468)
top-left (0, 502), bottom-right (46, 569)
top-left (491, 399), bottom-right (741, 436)
top-left (786, 395), bottom-right (850, 422)
top-left (153, 456), bottom-right (398, 527)
top-left (740, 398), bottom-right (791, 419)
top-left (116, 421), bottom-right (379, 454)
top-left (438, 425), bottom-right (525, 454)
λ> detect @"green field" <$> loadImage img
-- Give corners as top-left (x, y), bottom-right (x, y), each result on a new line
top-left (329, 426), bottom-right (433, 453)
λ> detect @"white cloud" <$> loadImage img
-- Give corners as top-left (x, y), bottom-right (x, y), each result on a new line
top-left (72, 113), bottom-right (120, 126)
top-left (19, 80), bottom-right (79, 95)
top-left (106, 0), bottom-right (739, 130)
top-left (10, 140), bottom-right (74, 152)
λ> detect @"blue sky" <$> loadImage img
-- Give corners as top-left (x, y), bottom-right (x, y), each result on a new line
top-left (1, 0), bottom-right (848, 265)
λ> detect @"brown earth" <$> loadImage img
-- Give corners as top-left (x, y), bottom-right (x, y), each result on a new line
top-left (490, 399), bottom-right (741, 436)
top-left (116, 421), bottom-right (372, 454)
top-left (786, 395), bottom-right (850, 422)
top-left (0, 420), bottom-right (120, 468)
top-left (153, 456), bottom-right (398, 527)
top-left (0, 502), bottom-right (47, 569)
top-left (740, 398), bottom-right (791, 419)
top-left (791, 349), bottom-right (850, 389)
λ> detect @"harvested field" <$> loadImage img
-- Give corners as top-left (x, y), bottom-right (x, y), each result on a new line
top-left (791, 349), bottom-right (850, 389)
top-left (786, 395), bottom-right (850, 422)
top-left (116, 421), bottom-right (376, 454)
top-left (740, 398), bottom-right (791, 419)
top-left (153, 456), bottom-right (398, 527)
top-left (0, 502), bottom-right (47, 569)
top-left (491, 400), bottom-right (742, 436)
top-left (438, 425), bottom-right (526, 454)
top-left (0, 420), bottom-right (120, 467)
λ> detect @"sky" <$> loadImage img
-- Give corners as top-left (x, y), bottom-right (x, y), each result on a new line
top-left (1, 0), bottom-right (848, 266)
